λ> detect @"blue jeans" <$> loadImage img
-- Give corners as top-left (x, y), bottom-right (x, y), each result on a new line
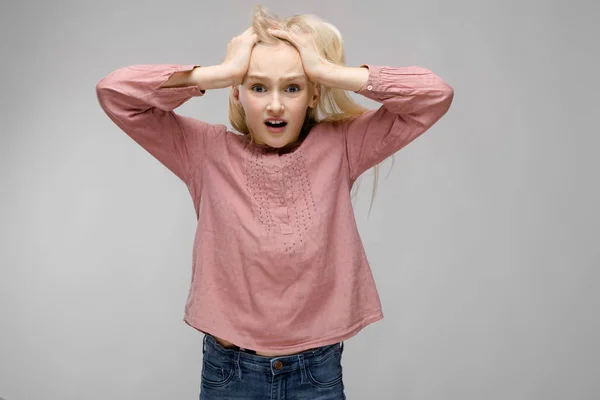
top-left (200, 334), bottom-right (346, 399)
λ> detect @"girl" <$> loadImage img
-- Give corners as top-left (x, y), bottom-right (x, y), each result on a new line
top-left (96, 5), bottom-right (453, 400)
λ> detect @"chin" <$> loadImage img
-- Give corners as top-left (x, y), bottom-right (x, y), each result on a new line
top-left (264, 137), bottom-right (293, 148)
top-left (254, 131), bottom-right (300, 148)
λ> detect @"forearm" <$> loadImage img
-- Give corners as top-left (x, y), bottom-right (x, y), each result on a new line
top-left (161, 64), bottom-right (235, 90)
top-left (314, 64), bottom-right (369, 92)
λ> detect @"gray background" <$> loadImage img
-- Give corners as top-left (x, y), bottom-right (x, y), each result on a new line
top-left (1, 0), bottom-right (598, 399)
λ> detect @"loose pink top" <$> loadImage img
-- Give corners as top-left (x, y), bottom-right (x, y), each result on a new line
top-left (96, 63), bottom-right (453, 353)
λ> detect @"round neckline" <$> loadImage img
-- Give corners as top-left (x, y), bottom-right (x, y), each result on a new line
top-left (239, 125), bottom-right (313, 155)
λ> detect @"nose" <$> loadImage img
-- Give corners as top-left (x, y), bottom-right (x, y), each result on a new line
top-left (266, 93), bottom-right (284, 114)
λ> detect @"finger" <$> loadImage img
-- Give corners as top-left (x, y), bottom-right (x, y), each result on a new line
top-left (268, 28), bottom-right (287, 37)
top-left (269, 29), bottom-right (298, 46)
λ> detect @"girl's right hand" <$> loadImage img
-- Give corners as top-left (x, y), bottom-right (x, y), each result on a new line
top-left (221, 28), bottom-right (259, 85)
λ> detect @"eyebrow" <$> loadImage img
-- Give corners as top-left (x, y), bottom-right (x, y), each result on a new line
top-left (245, 74), bottom-right (306, 82)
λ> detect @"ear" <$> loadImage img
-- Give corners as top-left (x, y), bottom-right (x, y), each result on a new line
top-left (232, 85), bottom-right (241, 104)
top-left (308, 84), bottom-right (320, 108)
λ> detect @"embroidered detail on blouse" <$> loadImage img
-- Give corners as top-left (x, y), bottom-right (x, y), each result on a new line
top-left (245, 146), bottom-right (317, 255)
top-left (281, 150), bottom-right (317, 255)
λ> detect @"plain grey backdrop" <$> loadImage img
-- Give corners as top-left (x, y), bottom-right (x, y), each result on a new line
top-left (1, 0), bottom-right (598, 399)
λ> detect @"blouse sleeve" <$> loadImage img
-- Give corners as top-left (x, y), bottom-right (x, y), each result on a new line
top-left (342, 65), bottom-right (454, 181)
top-left (96, 64), bottom-right (223, 184)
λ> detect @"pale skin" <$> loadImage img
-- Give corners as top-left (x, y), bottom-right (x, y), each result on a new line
top-left (232, 40), bottom-right (320, 148)
top-left (163, 27), bottom-right (368, 91)
top-left (163, 29), bottom-right (369, 149)
top-left (162, 27), bottom-right (369, 356)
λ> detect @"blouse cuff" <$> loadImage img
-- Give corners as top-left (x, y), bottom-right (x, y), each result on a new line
top-left (355, 64), bottom-right (380, 95)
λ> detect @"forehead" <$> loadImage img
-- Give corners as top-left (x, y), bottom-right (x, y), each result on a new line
top-left (247, 42), bottom-right (306, 80)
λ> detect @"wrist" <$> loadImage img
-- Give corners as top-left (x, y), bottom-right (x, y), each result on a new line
top-left (312, 63), bottom-right (338, 86)
top-left (216, 63), bottom-right (238, 86)
top-left (191, 64), bottom-right (236, 89)
top-left (313, 64), bottom-right (369, 92)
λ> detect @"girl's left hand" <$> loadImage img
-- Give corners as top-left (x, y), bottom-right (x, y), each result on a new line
top-left (268, 28), bottom-right (329, 82)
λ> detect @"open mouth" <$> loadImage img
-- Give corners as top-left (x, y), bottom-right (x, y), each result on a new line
top-left (264, 119), bottom-right (288, 128)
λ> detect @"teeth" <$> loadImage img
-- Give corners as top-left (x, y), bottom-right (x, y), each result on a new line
top-left (266, 120), bottom-right (286, 127)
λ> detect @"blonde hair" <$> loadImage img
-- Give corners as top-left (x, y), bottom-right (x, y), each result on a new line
top-left (229, 5), bottom-right (387, 212)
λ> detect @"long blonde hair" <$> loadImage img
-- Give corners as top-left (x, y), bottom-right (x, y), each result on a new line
top-left (229, 5), bottom-right (387, 211)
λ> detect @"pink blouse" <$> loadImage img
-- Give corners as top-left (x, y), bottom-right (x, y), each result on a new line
top-left (96, 63), bottom-right (454, 353)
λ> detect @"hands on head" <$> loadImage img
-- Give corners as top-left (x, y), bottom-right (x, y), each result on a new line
top-left (221, 27), bottom-right (326, 86)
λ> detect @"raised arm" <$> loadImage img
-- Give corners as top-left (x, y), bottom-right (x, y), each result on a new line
top-left (335, 64), bottom-right (454, 181)
top-left (266, 29), bottom-right (454, 182)
top-left (95, 29), bottom-right (260, 184)
top-left (160, 64), bottom-right (237, 90)
top-left (95, 64), bottom-right (227, 184)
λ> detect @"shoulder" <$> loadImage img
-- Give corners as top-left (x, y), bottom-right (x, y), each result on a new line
top-left (302, 120), bottom-right (348, 154)
top-left (196, 122), bottom-right (236, 142)
top-left (313, 119), bottom-right (346, 136)
top-left (311, 114), bottom-right (364, 140)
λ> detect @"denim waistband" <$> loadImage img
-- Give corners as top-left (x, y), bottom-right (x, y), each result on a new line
top-left (202, 334), bottom-right (344, 373)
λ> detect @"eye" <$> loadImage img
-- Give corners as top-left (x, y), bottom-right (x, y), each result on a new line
top-left (251, 84), bottom-right (266, 93)
top-left (286, 85), bottom-right (300, 93)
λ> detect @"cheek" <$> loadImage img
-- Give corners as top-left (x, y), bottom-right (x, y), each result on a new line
top-left (240, 95), bottom-right (262, 117)
top-left (289, 100), bottom-right (309, 121)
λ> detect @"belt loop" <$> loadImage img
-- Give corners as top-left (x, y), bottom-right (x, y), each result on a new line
top-left (340, 341), bottom-right (344, 354)
top-left (298, 354), bottom-right (307, 384)
top-left (202, 335), bottom-right (207, 354)
top-left (234, 350), bottom-right (242, 380)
